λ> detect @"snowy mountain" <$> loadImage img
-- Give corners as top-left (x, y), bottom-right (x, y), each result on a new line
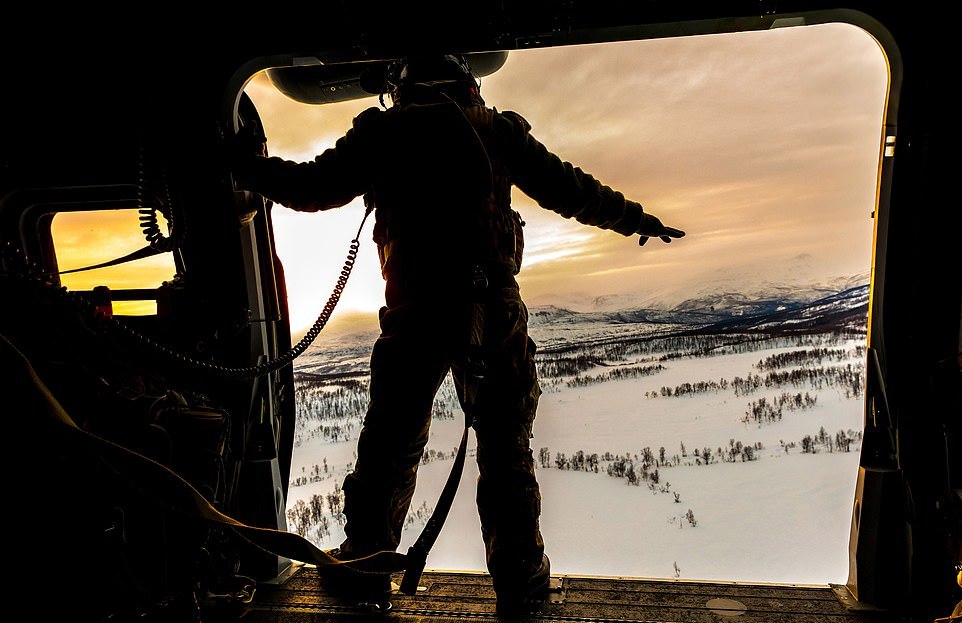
top-left (298, 275), bottom-right (870, 373)
top-left (528, 279), bottom-right (869, 352)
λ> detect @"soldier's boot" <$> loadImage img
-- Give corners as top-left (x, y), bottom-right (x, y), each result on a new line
top-left (320, 545), bottom-right (393, 612)
top-left (492, 554), bottom-right (551, 618)
top-left (327, 473), bottom-right (408, 610)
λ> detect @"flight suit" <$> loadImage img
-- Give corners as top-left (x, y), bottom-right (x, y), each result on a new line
top-left (236, 85), bottom-right (647, 579)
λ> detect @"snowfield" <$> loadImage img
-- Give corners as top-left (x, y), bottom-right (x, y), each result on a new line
top-left (287, 325), bottom-right (866, 585)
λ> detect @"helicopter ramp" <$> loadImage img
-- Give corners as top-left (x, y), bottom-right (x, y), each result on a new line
top-left (241, 566), bottom-right (889, 622)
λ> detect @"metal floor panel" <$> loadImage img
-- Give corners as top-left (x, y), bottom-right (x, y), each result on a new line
top-left (241, 566), bottom-right (894, 623)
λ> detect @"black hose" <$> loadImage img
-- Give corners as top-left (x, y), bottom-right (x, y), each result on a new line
top-left (137, 144), bottom-right (177, 253)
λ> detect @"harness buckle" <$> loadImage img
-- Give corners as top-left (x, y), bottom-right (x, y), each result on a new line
top-left (470, 263), bottom-right (488, 290)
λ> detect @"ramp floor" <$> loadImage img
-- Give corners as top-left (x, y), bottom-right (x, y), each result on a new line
top-left (239, 566), bottom-right (891, 622)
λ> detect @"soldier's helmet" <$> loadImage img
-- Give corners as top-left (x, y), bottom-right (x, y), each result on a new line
top-left (387, 55), bottom-right (481, 105)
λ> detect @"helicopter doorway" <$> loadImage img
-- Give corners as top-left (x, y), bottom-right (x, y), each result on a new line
top-left (239, 20), bottom-right (889, 585)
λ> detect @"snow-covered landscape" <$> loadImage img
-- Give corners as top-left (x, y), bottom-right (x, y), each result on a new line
top-left (285, 276), bottom-right (869, 585)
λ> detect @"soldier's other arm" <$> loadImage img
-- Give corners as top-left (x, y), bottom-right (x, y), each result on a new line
top-left (496, 111), bottom-right (684, 243)
top-left (231, 108), bottom-right (378, 212)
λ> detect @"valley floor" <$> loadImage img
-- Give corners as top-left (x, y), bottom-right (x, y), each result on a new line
top-left (287, 329), bottom-right (866, 585)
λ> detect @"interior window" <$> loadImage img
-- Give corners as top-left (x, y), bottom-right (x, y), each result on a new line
top-left (50, 209), bottom-right (176, 315)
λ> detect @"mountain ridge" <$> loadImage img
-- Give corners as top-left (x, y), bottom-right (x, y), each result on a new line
top-left (298, 275), bottom-right (870, 375)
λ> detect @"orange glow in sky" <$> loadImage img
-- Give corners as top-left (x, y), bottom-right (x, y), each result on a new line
top-left (245, 24), bottom-right (887, 338)
top-left (51, 210), bottom-right (176, 315)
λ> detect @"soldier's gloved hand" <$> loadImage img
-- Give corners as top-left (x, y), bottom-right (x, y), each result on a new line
top-left (225, 125), bottom-right (267, 181)
top-left (226, 126), bottom-right (268, 226)
top-left (636, 213), bottom-right (686, 246)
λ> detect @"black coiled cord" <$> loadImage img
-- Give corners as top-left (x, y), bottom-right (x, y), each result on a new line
top-left (2, 207), bottom-right (371, 379)
top-left (137, 145), bottom-right (177, 253)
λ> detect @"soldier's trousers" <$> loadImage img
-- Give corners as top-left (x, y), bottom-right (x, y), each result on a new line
top-left (340, 278), bottom-right (545, 576)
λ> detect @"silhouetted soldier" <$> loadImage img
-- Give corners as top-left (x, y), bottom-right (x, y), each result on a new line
top-left (233, 54), bottom-right (684, 615)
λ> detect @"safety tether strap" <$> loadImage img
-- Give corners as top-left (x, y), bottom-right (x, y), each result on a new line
top-left (399, 424), bottom-right (471, 594)
top-left (399, 263), bottom-right (488, 594)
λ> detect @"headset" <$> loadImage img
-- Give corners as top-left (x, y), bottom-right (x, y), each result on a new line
top-left (381, 54), bottom-right (481, 108)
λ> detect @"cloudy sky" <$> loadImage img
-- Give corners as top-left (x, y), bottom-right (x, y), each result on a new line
top-left (244, 23), bottom-right (887, 335)
top-left (53, 23), bottom-right (888, 329)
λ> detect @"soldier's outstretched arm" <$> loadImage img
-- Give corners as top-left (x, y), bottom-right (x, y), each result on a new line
top-left (496, 111), bottom-right (684, 244)
top-left (230, 109), bottom-right (377, 212)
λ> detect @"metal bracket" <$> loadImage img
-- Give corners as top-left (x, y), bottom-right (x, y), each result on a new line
top-left (884, 135), bottom-right (896, 158)
top-left (829, 584), bottom-right (888, 612)
top-left (548, 577), bottom-right (565, 605)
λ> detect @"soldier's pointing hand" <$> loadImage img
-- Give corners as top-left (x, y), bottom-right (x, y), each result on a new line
top-left (636, 213), bottom-right (686, 246)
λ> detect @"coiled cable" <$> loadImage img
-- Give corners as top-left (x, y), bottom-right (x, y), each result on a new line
top-left (137, 144), bottom-right (177, 253)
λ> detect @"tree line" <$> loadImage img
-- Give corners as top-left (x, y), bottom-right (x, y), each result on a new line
top-left (287, 483), bottom-right (437, 548)
top-left (536, 332), bottom-right (840, 376)
top-left (755, 346), bottom-right (865, 371)
top-left (652, 330), bottom-right (862, 362)
top-left (799, 427), bottom-right (862, 454)
top-left (293, 375), bottom-right (458, 446)
top-left (742, 392), bottom-right (818, 426)
top-left (286, 483), bottom-right (345, 541)
top-left (648, 361), bottom-right (864, 402)
top-left (536, 426), bottom-right (862, 503)
top-left (645, 378), bottom-right (728, 398)
top-left (291, 446), bottom-right (459, 490)
top-left (567, 364), bottom-right (666, 388)
top-left (291, 457), bottom-right (333, 487)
